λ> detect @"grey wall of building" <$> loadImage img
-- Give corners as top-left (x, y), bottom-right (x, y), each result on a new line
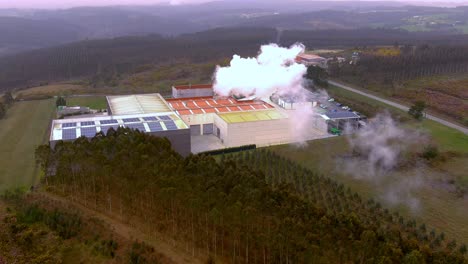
top-left (149, 128), bottom-right (191, 157)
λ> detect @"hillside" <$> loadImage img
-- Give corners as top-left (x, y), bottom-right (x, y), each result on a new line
top-left (3, 27), bottom-right (468, 93)
top-left (0, 28), bottom-right (277, 92)
top-left (1, 3), bottom-right (468, 56)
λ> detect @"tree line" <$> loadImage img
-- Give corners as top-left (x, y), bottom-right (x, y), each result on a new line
top-left (35, 129), bottom-right (467, 263)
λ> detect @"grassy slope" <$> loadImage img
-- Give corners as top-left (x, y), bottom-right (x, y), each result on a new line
top-left (270, 85), bottom-right (468, 244)
top-left (67, 96), bottom-right (108, 110)
top-left (0, 99), bottom-right (55, 192)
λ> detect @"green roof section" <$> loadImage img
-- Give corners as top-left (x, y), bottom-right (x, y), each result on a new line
top-left (218, 110), bottom-right (287, 124)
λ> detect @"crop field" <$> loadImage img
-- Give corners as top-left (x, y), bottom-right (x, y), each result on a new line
top-left (66, 96), bottom-right (108, 110)
top-left (0, 99), bottom-right (55, 193)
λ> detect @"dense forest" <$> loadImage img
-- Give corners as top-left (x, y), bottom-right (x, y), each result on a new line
top-left (0, 28), bottom-right (277, 92)
top-left (35, 129), bottom-right (467, 263)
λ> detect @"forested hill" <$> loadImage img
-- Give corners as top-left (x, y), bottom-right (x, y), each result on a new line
top-left (3, 27), bottom-right (468, 93)
top-left (35, 129), bottom-right (468, 263)
top-left (0, 28), bottom-right (277, 92)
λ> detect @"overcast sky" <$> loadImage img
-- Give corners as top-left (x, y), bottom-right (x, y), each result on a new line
top-left (1, 0), bottom-right (467, 9)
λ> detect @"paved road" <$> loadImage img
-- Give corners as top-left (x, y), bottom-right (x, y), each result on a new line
top-left (328, 80), bottom-right (468, 135)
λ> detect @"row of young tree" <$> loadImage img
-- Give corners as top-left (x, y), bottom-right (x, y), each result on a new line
top-left (331, 45), bottom-right (468, 89)
top-left (35, 129), bottom-right (467, 263)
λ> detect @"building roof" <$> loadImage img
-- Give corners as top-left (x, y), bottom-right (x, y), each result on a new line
top-left (107, 94), bottom-right (172, 115)
top-left (166, 97), bottom-right (274, 115)
top-left (217, 110), bottom-right (287, 124)
top-left (173, 84), bottom-right (213, 90)
top-left (50, 113), bottom-right (188, 141)
top-left (297, 54), bottom-right (326, 61)
top-left (324, 111), bottom-right (359, 119)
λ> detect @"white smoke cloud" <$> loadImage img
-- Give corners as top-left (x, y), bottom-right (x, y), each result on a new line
top-left (213, 43), bottom-right (307, 98)
top-left (340, 113), bottom-right (427, 210)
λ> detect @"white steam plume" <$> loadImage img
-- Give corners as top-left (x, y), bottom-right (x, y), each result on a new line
top-left (213, 43), bottom-right (307, 98)
top-left (340, 113), bottom-right (426, 210)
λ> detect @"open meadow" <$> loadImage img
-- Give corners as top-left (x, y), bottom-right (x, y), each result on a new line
top-left (0, 99), bottom-right (55, 193)
top-left (66, 96), bottom-right (108, 110)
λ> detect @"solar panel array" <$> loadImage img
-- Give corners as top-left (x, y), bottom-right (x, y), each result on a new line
top-left (123, 118), bottom-right (140, 123)
top-left (159, 115), bottom-right (172, 121)
top-left (143, 116), bottom-right (158, 121)
top-left (62, 129), bottom-right (77, 140)
top-left (100, 119), bottom-right (118, 125)
top-left (164, 121), bottom-right (178, 130)
top-left (81, 121), bottom-right (95, 127)
top-left (55, 115), bottom-right (183, 141)
top-left (101, 125), bottom-right (120, 135)
top-left (125, 123), bottom-right (146, 131)
top-left (81, 127), bottom-right (97, 138)
top-left (62, 122), bottom-right (77, 128)
top-left (147, 122), bottom-right (163, 132)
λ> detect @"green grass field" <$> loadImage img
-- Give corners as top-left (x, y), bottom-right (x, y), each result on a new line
top-left (66, 96), bottom-right (108, 110)
top-left (0, 99), bottom-right (55, 193)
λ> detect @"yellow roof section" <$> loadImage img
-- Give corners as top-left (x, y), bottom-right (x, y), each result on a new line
top-left (218, 110), bottom-right (287, 124)
top-left (107, 93), bottom-right (172, 115)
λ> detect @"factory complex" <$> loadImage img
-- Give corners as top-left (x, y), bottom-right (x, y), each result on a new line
top-left (50, 84), bottom-right (365, 155)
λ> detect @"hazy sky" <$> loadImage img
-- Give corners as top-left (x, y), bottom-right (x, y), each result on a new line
top-left (0, 0), bottom-right (208, 9)
top-left (1, 0), bottom-right (467, 9)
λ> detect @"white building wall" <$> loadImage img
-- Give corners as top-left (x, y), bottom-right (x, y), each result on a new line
top-left (214, 115), bottom-right (292, 147)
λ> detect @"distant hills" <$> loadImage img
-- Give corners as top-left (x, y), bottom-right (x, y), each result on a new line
top-left (0, 2), bottom-right (467, 56)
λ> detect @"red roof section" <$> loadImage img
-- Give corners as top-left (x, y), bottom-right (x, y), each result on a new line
top-left (173, 84), bottom-right (213, 90)
top-left (167, 96), bottom-right (274, 116)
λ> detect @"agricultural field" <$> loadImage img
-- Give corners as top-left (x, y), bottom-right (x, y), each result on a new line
top-left (0, 99), bottom-right (55, 193)
top-left (397, 76), bottom-right (468, 126)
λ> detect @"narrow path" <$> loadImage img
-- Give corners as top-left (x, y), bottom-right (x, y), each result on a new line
top-left (328, 80), bottom-right (468, 135)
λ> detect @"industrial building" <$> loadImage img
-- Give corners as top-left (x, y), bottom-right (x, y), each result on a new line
top-left (50, 94), bottom-right (191, 156)
top-left (172, 84), bottom-right (214, 99)
top-left (296, 53), bottom-right (327, 68)
top-left (49, 84), bottom-right (362, 154)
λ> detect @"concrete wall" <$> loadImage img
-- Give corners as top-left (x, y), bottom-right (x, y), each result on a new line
top-left (149, 128), bottom-right (191, 156)
top-left (214, 116), bottom-right (292, 147)
top-left (172, 87), bottom-right (214, 98)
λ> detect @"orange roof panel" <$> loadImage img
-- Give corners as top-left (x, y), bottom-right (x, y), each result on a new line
top-left (178, 110), bottom-right (192, 115)
top-left (192, 109), bottom-right (204, 114)
top-left (216, 107), bottom-right (230, 113)
top-left (240, 105), bottom-right (254, 111)
top-left (203, 108), bottom-right (216, 113)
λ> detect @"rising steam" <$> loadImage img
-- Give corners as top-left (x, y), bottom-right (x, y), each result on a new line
top-left (341, 113), bottom-right (426, 210)
top-left (213, 43), bottom-right (307, 98)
